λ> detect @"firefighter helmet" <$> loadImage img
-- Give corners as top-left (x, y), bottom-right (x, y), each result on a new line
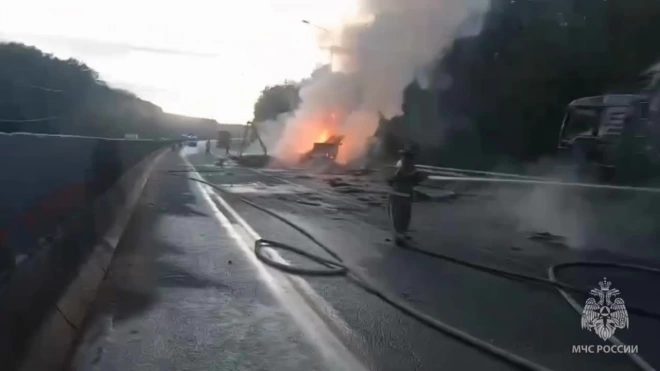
top-left (399, 143), bottom-right (419, 156)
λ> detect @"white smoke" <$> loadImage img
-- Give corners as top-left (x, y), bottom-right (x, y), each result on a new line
top-left (273, 0), bottom-right (491, 165)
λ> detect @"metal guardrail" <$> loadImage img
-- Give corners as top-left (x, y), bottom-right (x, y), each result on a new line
top-left (384, 163), bottom-right (554, 181)
top-left (415, 164), bottom-right (553, 181)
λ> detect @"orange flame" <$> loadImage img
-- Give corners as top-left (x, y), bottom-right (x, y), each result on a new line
top-left (317, 130), bottom-right (330, 143)
top-left (279, 110), bottom-right (375, 165)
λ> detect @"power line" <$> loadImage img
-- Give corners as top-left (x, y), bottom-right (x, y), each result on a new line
top-left (1, 31), bottom-right (224, 58)
top-left (0, 76), bottom-right (64, 93)
top-left (17, 81), bottom-right (63, 93)
top-left (302, 20), bottom-right (331, 33)
top-left (0, 117), bottom-right (59, 123)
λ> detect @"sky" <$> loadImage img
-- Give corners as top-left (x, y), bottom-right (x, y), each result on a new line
top-left (0, 0), bottom-right (359, 123)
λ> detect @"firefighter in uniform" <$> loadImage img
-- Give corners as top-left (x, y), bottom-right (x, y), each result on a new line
top-left (387, 144), bottom-right (427, 246)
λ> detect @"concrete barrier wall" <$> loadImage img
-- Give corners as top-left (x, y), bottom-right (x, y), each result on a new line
top-left (0, 133), bottom-right (170, 370)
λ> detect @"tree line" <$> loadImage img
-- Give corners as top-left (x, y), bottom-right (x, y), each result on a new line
top-left (253, 0), bottom-right (660, 169)
top-left (0, 42), bottom-right (222, 139)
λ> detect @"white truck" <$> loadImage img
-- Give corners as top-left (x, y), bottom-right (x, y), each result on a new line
top-left (557, 94), bottom-right (657, 181)
top-left (186, 134), bottom-right (198, 147)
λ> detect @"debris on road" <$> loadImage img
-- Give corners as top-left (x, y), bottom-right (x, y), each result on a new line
top-left (356, 196), bottom-right (383, 207)
top-left (235, 154), bottom-right (271, 168)
top-left (414, 188), bottom-right (458, 202)
top-left (327, 178), bottom-right (352, 187)
top-left (528, 232), bottom-right (568, 247)
top-left (296, 199), bottom-right (323, 207)
top-left (335, 204), bottom-right (364, 213)
top-left (334, 186), bottom-right (365, 194)
top-left (347, 168), bottom-right (376, 176)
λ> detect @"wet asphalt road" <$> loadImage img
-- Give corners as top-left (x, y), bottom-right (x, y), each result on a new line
top-left (68, 152), bottom-right (337, 371)
top-left (70, 145), bottom-right (660, 371)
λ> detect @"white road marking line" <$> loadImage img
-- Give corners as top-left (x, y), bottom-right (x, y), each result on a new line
top-left (182, 156), bottom-right (369, 371)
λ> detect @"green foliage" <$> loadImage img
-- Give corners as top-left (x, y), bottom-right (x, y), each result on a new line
top-left (389, 0), bottom-right (660, 166)
top-left (0, 42), bottom-right (219, 138)
top-left (252, 82), bottom-right (300, 123)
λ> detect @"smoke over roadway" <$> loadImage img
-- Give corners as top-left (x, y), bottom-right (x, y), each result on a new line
top-left (271, 0), bottom-right (491, 166)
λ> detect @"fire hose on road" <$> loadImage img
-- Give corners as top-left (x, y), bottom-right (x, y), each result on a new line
top-left (167, 170), bottom-right (660, 371)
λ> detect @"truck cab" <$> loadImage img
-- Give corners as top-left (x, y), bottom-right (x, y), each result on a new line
top-left (558, 94), bottom-right (655, 179)
top-left (309, 143), bottom-right (339, 160)
top-left (300, 135), bottom-right (344, 163)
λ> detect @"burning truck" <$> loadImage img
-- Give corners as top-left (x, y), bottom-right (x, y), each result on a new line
top-left (287, 111), bottom-right (348, 165)
top-left (299, 134), bottom-right (345, 163)
top-left (271, 108), bottom-right (381, 167)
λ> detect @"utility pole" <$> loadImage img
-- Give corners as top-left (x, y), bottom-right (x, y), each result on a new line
top-left (302, 20), bottom-right (334, 66)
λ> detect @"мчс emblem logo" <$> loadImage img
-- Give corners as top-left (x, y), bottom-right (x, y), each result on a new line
top-left (581, 277), bottom-right (629, 341)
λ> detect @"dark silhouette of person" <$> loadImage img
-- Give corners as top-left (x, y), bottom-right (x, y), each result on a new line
top-left (387, 144), bottom-right (428, 245)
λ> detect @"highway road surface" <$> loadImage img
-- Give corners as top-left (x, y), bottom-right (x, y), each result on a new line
top-left (68, 143), bottom-right (660, 371)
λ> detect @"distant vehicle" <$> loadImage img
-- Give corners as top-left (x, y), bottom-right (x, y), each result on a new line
top-left (186, 134), bottom-right (198, 147)
top-left (124, 133), bottom-right (139, 140)
top-left (557, 94), bottom-right (658, 180)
